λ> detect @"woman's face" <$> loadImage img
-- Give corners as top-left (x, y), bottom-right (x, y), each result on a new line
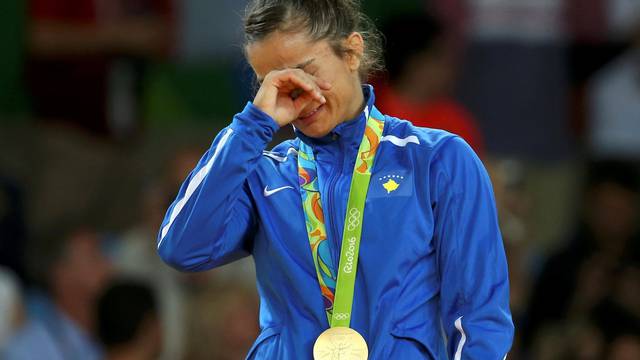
top-left (246, 31), bottom-right (363, 138)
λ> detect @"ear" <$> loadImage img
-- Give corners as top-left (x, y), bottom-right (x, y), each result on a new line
top-left (344, 32), bottom-right (364, 72)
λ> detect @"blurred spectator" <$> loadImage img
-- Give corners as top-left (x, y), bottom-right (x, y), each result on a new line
top-left (109, 147), bottom-right (202, 360)
top-left (0, 268), bottom-right (24, 350)
top-left (110, 145), bottom-right (257, 359)
top-left (0, 176), bottom-right (28, 284)
top-left (524, 160), bottom-right (640, 356)
top-left (486, 160), bottom-right (531, 314)
top-left (485, 158), bottom-right (534, 357)
top-left (97, 280), bottom-right (162, 360)
top-left (587, 23), bottom-right (640, 160)
top-left (456, 0), bottom-right (573, 160)
top-left (184, 283), bottom-right (258, 360)
top-left (591, 263), bottom-right (640, 341)
top-left (27, 0), bottom-right (173, 137)
top-left (110, 184), bottom-right (186, 360)
top-left (4, 222), bottom-right (112, 360)
top-left (607, 335), bottom-right (640, 360)
top-left (376, 13), bottom-right (485, 155)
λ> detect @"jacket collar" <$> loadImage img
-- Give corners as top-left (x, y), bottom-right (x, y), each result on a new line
top-left (296, 85), bottom-right (376, 149)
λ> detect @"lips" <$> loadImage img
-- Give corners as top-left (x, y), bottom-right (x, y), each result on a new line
top-left (299, 106), bottom-right (322, 119)
top-left (297, 104), bottom-right (324, 124)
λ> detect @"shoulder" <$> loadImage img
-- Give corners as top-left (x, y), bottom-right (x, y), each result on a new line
top-left (382, 115), bottom-right (488, 193)
top-left (381, 113), bottom-right (469, 157)
top-left (593, 50), bottom-right (638, 83)
top-left (3, 320), bottom-right (58, 359)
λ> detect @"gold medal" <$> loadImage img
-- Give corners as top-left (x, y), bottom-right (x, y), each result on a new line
top-left (313, 327), bottom-right (368, 360)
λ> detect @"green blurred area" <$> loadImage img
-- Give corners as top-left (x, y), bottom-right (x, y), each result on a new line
top-left (142, 62), bottom-right (241, 127)
top-left (363, 0), bottom-right (424, 25)
top-left (0, 0), bottom-right (29, 118)
top-left (0, 0), bottom-right (423, 124)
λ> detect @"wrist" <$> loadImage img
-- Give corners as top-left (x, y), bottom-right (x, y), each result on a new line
top-left (232, 102), bottom-right (280, 143)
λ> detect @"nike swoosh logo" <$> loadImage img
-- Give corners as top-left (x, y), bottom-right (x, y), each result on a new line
top-left (263, 185), bottom-right (295, 197)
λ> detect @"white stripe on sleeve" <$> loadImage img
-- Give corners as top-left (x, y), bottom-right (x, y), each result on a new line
top-left (158, 128), bottom-right (234, 248)
top-left (262, 147), bottom-right (297, 162)
top-left (380, 134), bottom-right (420, 147)
top-left (454, 316), bottom-right (466, 360)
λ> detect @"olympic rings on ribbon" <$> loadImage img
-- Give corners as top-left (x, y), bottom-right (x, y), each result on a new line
top-left (346, 208), bottom-right (361, 231)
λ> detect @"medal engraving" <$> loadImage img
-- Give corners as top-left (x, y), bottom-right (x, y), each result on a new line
top-left (313, 327), bottom-right (368, 360)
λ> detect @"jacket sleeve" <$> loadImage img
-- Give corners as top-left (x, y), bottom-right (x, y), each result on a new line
top-left (157, 103), bottom-right (279, 272)
top-left (430, 136), bottom-right (514, 359)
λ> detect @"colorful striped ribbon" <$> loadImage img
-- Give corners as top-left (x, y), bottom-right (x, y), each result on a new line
top-left (298, 107), bottom-right (385, 325)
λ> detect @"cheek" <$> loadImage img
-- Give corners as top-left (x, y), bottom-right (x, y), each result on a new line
top-left (317, 57), bottom-right (351, 90)
top-left (320, 71), bottom-right (346, 104)
top-left (324, 80), bottom-right (349, 114)
top-left (315, 60), bottom-right (354, 122)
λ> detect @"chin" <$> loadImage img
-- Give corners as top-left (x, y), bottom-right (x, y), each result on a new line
top-left (294, 113), bottom-right (334, 138)
top-left (298, 126), bottom-right (332, 138)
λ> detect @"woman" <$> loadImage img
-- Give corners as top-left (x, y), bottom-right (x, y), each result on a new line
top-left (157, 0), bottom-right (514, 358)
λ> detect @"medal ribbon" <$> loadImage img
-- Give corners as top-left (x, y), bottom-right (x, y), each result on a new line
top-left (298, 106), bottom-right (385, 328)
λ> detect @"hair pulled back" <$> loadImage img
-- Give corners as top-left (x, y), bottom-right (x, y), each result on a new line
top-left (244, 0), bottom-right (384, 81)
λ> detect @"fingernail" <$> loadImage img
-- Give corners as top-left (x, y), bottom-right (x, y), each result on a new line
top-left (321, 96), bottom-right (326, 103)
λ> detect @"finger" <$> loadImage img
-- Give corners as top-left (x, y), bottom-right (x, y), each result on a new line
top-left (254, 80), bottom-right (279, 107)
top-left (294, 90), bottom-right (326, 111)
top-left (292, 70), bottom-right (331, 97)
top-left (292, 90), bottom-right (317, 111)
top-left (276, 70), bottom-right (325, 102)
top-left (314, 77), bottom-right (332, 91)
top-left (273, 70), bottom-right (314, 92)
top-left (288, 69), bottom-right (331, 92)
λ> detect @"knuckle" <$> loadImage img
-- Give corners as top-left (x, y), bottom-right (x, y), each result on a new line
top-left (262, 72), bottom-right (275, 83)
top-left (266, 69), bottom-right (286, 80)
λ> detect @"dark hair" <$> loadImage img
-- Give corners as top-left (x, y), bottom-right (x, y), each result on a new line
top-left (586, 160), bottom-right (640, 193)
top-left (243, 0), bottom-right (384, 81)
top-left (97, 280), bottom-right (158, 347)
top-left (381, 13), bottom-right (444, 82)
top-left (27, 219), bottom-right (95, 290)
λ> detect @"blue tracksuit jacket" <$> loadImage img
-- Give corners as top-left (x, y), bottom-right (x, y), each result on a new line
top-left (157, 86), bottom-right (514, 359)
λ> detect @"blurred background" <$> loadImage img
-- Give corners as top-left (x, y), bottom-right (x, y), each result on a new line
top-left (0, 0), bottom-right (639, 359)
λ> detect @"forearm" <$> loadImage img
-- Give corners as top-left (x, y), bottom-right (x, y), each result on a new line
top-left (432, 137), bottom-right (514, 358)
top-left (157, 103), bottom-right (279, 271)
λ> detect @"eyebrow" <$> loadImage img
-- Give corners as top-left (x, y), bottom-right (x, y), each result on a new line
top-left (293, 58), bottom-right (316, 70)
top-left (257, 58), bottom-right (316, 84)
